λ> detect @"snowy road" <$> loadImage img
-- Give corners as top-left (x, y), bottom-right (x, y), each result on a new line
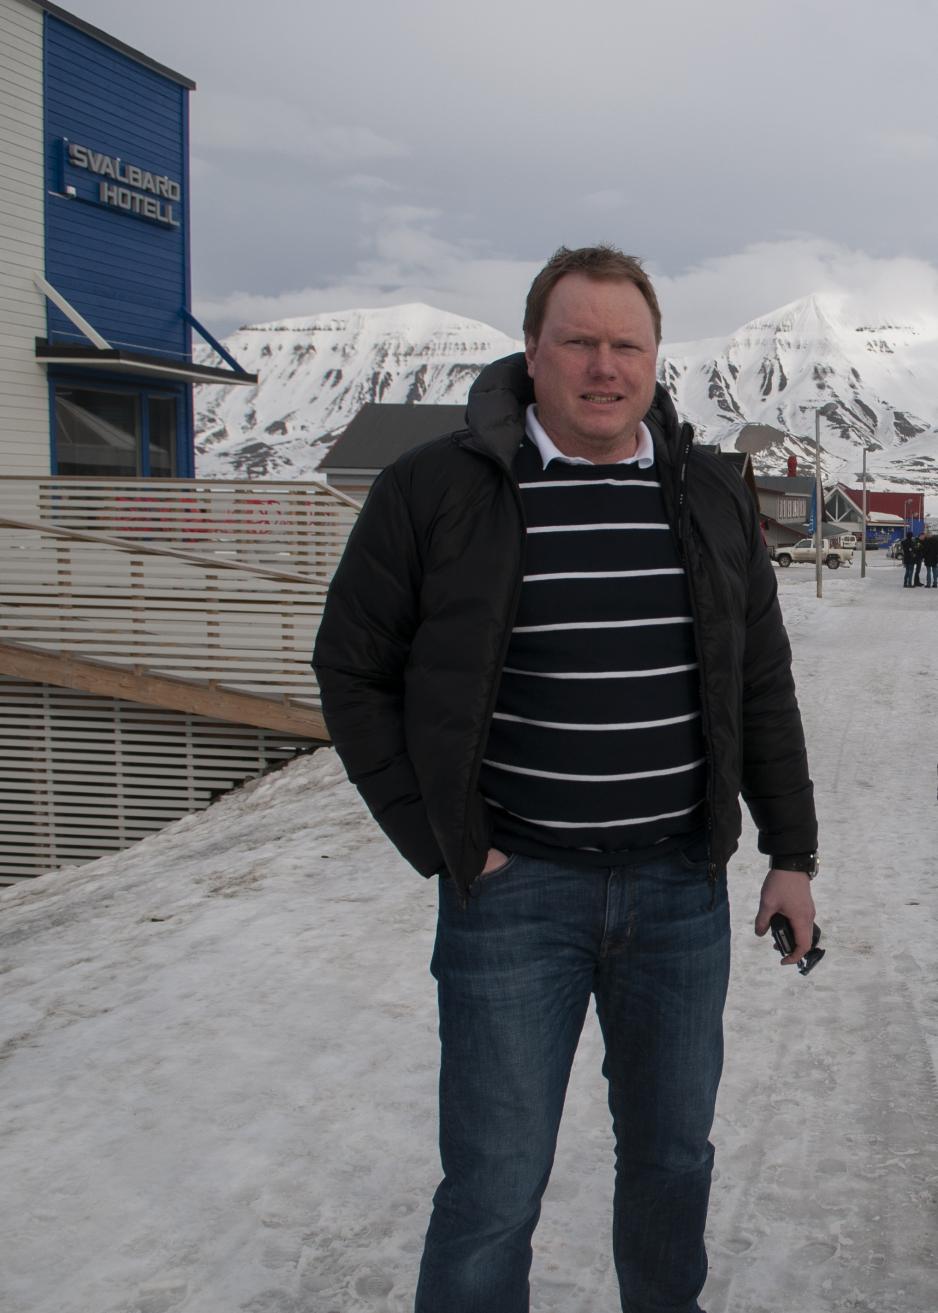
top-left (705, 562), bottom-right (938, 1313)
top-left (1, 558), bottom-right (936, 1313)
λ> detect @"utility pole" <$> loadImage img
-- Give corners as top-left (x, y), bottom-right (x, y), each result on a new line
top-left (815, 409), bottom-right (823, 599)
top-left (860, 447), bottom-right (868, 579)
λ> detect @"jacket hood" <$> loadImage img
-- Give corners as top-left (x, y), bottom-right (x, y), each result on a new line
top-left (464, 351), bottom-right (684, 467)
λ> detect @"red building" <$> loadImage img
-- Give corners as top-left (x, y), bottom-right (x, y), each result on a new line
top-left (839, 488), bottom-right (924, 521)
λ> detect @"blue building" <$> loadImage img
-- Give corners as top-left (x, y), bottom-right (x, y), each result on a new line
top-left (1, 0), bottom-right (254, 478)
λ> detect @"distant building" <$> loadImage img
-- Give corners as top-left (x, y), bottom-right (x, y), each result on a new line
top-left (319, 403), bottom-right (465, 498)
top-left (826, 485), bottom-right (921, 545)
top-left (754, 471), bottom-right (819, 549)
top-left (0, 0), bottom-right (254, 479)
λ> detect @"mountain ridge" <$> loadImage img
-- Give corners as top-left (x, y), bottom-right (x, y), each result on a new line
top-left (194, 295), bottom-right (938, 489)
top-left (194, 303), bottom-right (518, 479)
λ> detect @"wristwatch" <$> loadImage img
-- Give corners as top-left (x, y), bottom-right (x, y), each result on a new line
top-left (770, 852), bottom-right (818, 879)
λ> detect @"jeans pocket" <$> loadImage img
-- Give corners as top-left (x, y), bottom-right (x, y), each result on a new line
top-left (677, 836), bottom-right (711, 870)
top-left (470, 851), bottom-right (519, 891)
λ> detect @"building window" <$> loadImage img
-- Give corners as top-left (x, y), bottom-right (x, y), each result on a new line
top-left (778, 497), bottom-right (807, 520)
top-left (53, 386), bottom-right (178, 477)
top-left (827, 491), bottom-right (854, 521)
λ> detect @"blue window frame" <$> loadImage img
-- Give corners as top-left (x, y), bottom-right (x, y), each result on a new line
top-left (50, 376), bottom-right (188, 477)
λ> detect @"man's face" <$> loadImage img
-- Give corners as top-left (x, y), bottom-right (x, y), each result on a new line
top-left (524, 273), bottom-right (659, 461)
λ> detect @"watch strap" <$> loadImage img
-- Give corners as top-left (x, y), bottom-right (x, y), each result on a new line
top-left (770, 852), bottom-right (817, 878)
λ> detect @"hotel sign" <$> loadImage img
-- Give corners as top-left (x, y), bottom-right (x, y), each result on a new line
top-left (62, 140), bottom-right (181, 228)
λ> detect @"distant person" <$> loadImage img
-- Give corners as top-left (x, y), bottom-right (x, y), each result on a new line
top-left (314, 244), bottom-right (818, 1313)
top-left (923, 531), bottom-right (938, 588)
top-left (913, 533), bottom-right (927, 586)
top-left (900, 532), bottom-right (917, 587)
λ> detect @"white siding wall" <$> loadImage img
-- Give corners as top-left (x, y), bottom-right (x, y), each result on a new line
top-left (0, 0), bottom-right (49, 474)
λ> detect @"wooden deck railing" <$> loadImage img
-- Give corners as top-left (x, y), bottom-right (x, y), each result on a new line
top-left (0, 475), bottom-right (364, 705)
top-left (0, 475), bottom-right (362, 581)
top-left (0, 476), bottom-right (364, 880)
top-left (0, 514), bottom-right (327, 707)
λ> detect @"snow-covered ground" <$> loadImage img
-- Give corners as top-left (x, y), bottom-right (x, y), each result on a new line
top-left (2, 559), bottom-right (937, 1313)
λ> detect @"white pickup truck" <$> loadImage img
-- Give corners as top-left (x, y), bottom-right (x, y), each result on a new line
top-left (772, 537), bottom-right (856, 570)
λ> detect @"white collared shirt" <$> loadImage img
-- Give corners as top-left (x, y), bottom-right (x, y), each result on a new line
top-left (525, 404), bottom-right (655, 470)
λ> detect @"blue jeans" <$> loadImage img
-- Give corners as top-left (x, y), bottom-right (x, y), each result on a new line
top-left (904, 561), bottom-right (915, 585)
top-left (928, 564), bottom-right (938, 587)
top-left (415, 846), bottom-right (731, 1313)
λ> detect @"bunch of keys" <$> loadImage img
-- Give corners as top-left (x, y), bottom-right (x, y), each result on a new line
top-left (769, 913), bottom-right (825, 976)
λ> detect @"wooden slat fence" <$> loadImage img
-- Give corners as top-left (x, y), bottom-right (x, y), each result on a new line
top-left (0, 476), bottom-right (363, 882)
top-left (0, 475), bottom-right (362, 580)
top-left (1, 677), bottom-right (312, 881)
top-left (0, 515), bottom-right (326, 704)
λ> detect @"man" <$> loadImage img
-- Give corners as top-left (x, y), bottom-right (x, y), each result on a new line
top-left (913, 532), bottom-right (927, 586)
top-left (900, 531), bottom-right (917, 587)
top-left (313, 245), bottom-right (818, 1313)
top-left (923, 529), bottom-right (938, 588)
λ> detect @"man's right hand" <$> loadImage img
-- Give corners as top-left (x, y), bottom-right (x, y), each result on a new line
top-left (481, 847), bottom-right (510, 875)
top-left (754, 868), bottom-right (816, 964)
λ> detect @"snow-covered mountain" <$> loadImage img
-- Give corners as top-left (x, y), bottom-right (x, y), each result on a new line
top-left (194, 294), bottom-right (938, 488)
top-left (661, 293), bottom-right (938, 485)
top-left (194, 304), bottom-right (520, 479)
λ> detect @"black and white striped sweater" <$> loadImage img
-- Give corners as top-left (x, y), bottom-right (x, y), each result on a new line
top-left (480, 436), bottom-right (706, 865)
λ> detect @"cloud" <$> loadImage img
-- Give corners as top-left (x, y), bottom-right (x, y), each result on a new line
top-left (580, 189), bottom-right (632, 211)
top-left (196, 205), bottom-right (938, 351)
top-left (870, 130), bottom-right (938, 163)
top-left (332, 173), bottom-right (400, 193)
top-left (371, 204), bottom-right (441, 227)
top-left (655, 238), bottom-right (938, 344)
top-left (194, 93), bottom-right (407, 165)
top-left (195, 204), bottom-right (537, 337)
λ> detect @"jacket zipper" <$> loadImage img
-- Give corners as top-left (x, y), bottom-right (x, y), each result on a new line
top-left (673, 422), bottom-right (719, 906)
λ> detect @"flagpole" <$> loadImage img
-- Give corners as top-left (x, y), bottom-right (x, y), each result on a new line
top-left (815, 409), bottom-right (823, 599)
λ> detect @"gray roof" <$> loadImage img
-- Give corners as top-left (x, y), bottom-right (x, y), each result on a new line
top-left (762, 515), bottom-right (845, 542)
top-left (319, 404), bottom-right (466, 472)
top-left (756, 475), bottom-right (817, 495)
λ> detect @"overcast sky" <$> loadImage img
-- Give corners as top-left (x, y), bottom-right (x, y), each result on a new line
top-left (65, 0), bottom-right (938, 343)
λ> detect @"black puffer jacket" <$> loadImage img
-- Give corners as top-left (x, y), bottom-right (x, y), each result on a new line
top-left (900, 535), bottom-right (918, 565)
top-left (313, 354), bottom-right (817, 894)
